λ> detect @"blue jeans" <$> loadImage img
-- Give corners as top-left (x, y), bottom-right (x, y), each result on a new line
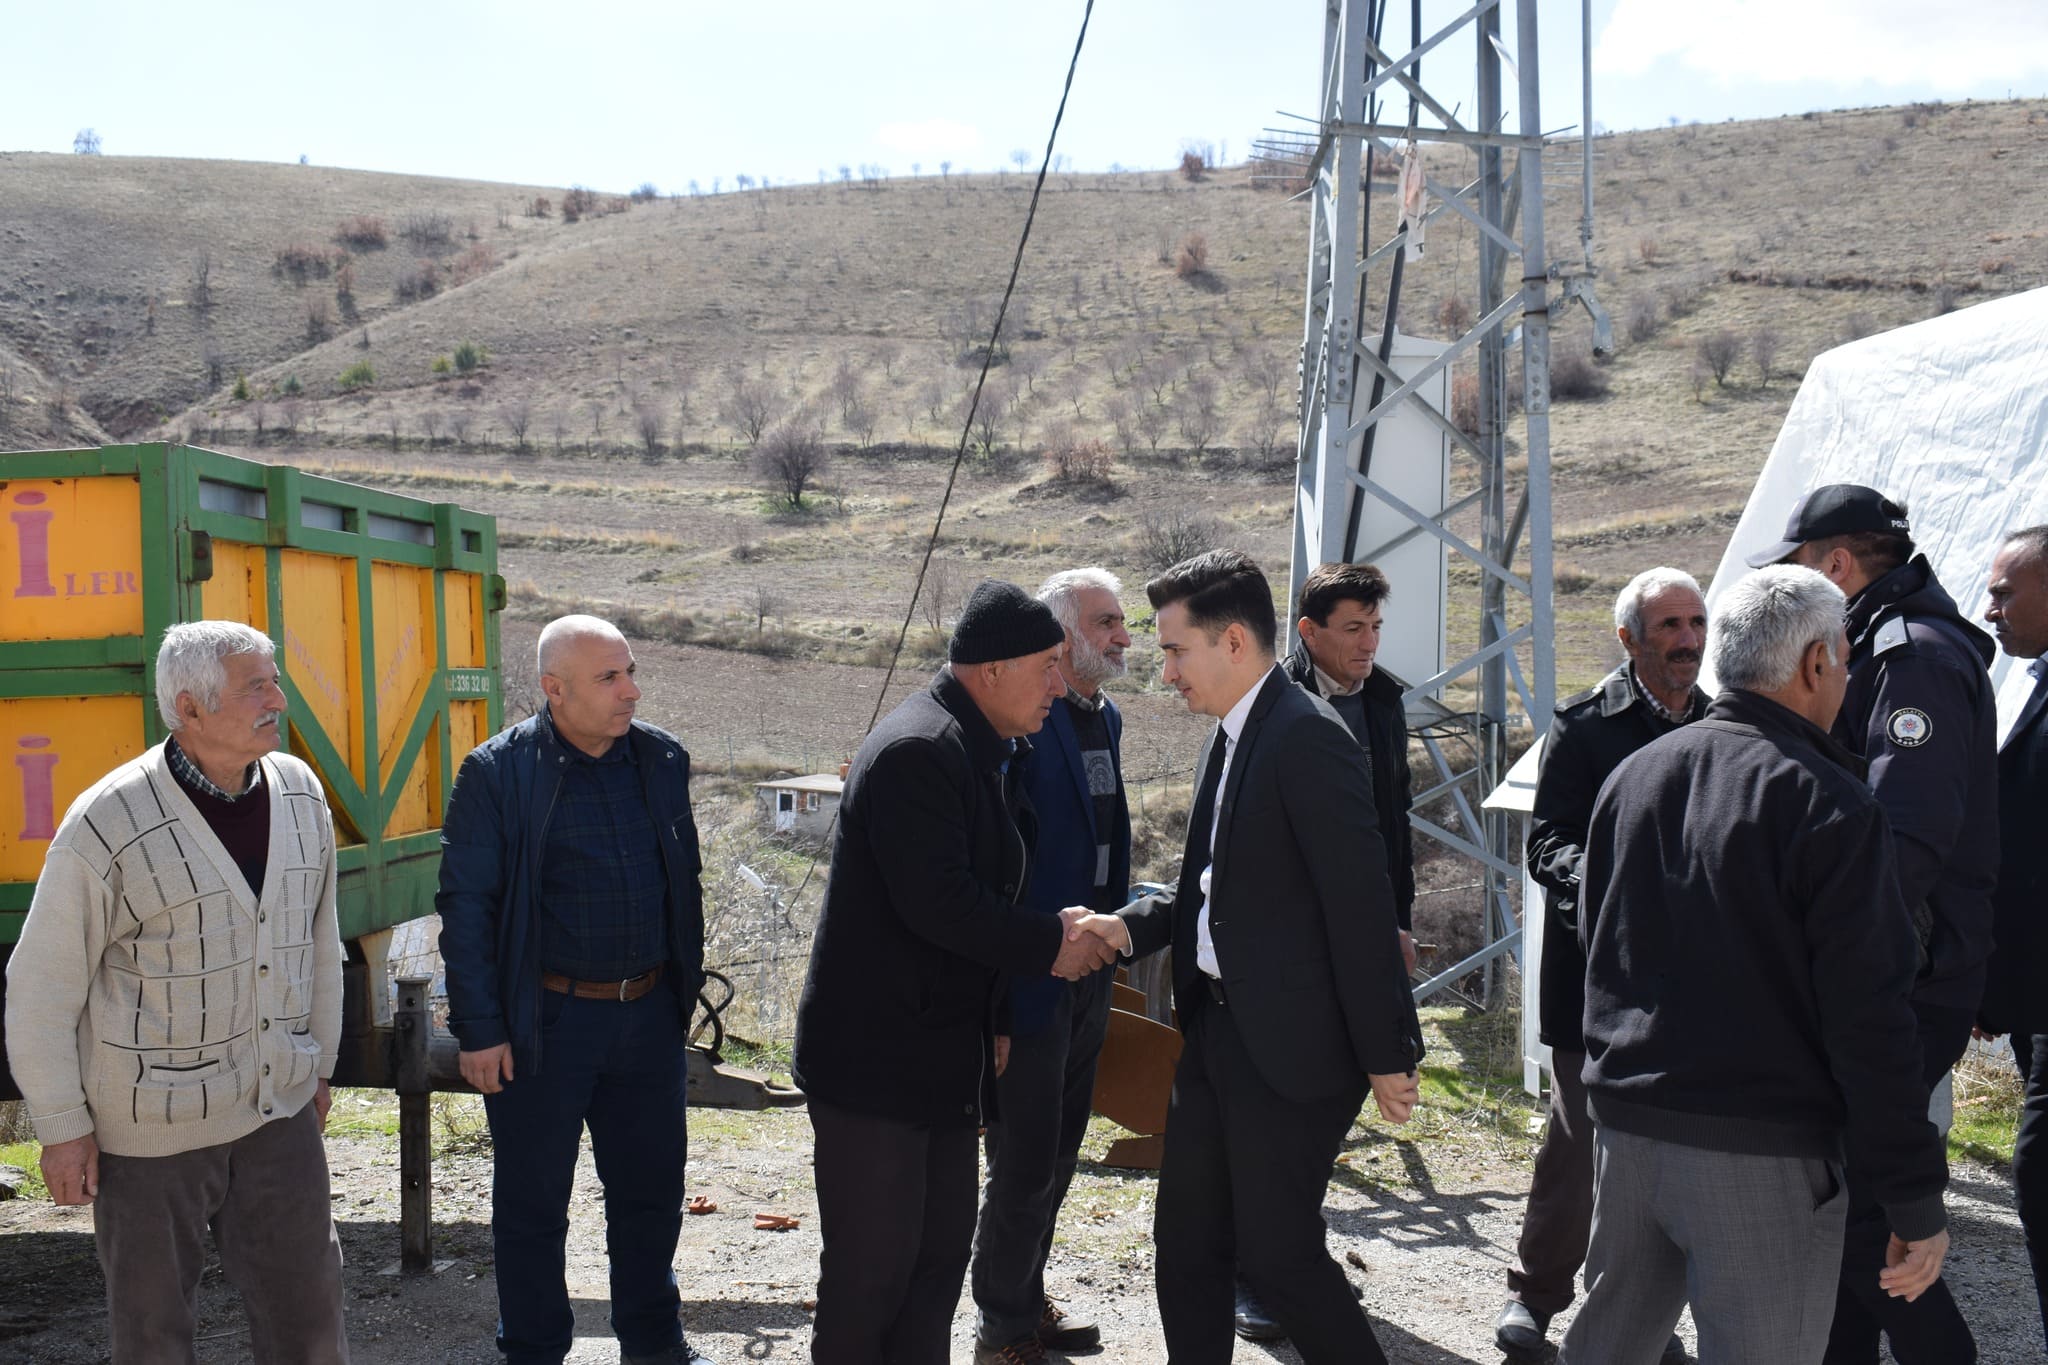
top-left (483, 980), bottom-right (689, 1364)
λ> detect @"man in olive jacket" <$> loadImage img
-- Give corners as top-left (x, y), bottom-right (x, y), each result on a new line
top-left (794, 581), bottom-right (1123, 1365)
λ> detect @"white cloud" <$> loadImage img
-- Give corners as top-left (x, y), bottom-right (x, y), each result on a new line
top-left (1596, 0), bottom-right (2048, 88)
top-left (874, 118), bottom-right (984, 164)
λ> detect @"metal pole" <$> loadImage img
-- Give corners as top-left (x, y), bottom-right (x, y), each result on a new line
top-left (1581, 0), bottom-right (1596, 268)
top-left (395, 973), bottom-right (434, 1274)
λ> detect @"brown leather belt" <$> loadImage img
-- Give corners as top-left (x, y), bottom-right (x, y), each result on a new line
top-left (541, 964), bottom-right (665, 1002)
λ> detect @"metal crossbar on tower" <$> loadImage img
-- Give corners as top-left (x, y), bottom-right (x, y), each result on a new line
top-left (1264, 0), bottom-right (1596, 1007)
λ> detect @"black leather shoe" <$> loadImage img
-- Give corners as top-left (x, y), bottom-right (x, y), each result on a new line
top-left (1037, 1296), bottom-right (1101, 1350)
top-left (1661, 1333), bottom-right (1688, 1363)
top-left (1494, 1300), bottom-right (1551, 1360)
top-left (620, 1344), bottom-right (715, 1365)
top-left (1233, 1279), bottom-right (1286, 1342)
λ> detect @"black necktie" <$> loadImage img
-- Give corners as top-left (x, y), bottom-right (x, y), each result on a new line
top-left (1184, 731), bottom-right (1228, 892)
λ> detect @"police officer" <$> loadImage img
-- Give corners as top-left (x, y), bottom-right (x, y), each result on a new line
top-left (1493, 567), bottom-right (1706, 1364)
top-left (1747, 484), bottom-right (1997, 1365)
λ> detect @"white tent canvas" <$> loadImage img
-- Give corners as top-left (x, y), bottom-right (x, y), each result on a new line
top-left (1492, 283), bottom-right (2048, 1094)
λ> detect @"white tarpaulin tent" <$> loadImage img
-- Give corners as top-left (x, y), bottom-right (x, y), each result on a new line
top-left (1491, 283), bottom-right (2048, 1096)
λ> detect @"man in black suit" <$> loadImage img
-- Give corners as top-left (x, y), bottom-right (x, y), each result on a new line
top-left (1980, 524), bottom-right (2048, 1352)
top-left (1072, 549), bottom-right (1424, 1365)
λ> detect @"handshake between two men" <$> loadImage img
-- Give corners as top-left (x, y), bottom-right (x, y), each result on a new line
top-left (1044, 905), bottom-right (1420, 1127)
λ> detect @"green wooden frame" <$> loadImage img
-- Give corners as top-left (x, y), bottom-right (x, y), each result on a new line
top-left (2, 444), bottom-right (503, 943)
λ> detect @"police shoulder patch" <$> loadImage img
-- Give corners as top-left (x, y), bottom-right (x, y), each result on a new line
top-left (1887, 707), bottom-right (1932, 747)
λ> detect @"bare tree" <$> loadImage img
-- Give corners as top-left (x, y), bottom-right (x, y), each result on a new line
top-left (752, 584), bottom-right (780, 634)
top-left (1241, 399), bottom-right (1291, 470)
top-left (755, 420), bottom-right (829, 507)
top-left (1013, 348), bottom-right (1047, 395)
top-left (73, 128), bottom-right (102, 155)
top-left (549, 408), bottom-right (570, 456)
top-left (279, 397), bottom-right (305, 443)
top-left (1136, 400), bottom-right (1170, 455)
top-left (844, 393), bottom-right (878, 450)
top-left (1697, 329), bottom-right (1741, 387)
top-left (447, 407), bottom-right (474, 448)
top-left (245, 400), bottom-right (265, 445)
top-left (1752, 327), bottom-right (1782, 387)
top-left (500, 396), bottom-right (534, 451)
top-left (419, 408), bottom-right (441, 449)
top-left (202, 341), bottom-right (226, 390)
top-left (918, 558), bottom-right (958, 634)
top-left (1173, 373), bottom-right (1221, 459)
top-left (191, 251), bottom-right (214, 312)
top-left (1241, 346), bottom-right (1289, 406)
top-left (719, 370), bottom-right (778, 449)
top-left (1133, 506), bottom-right (1228, 572)
top-left (382, 404), bottom-right (403, 452)
top-left (874, 342), bottom-right (902, 381)
top-left (968, 383), bottom-right (1010, 456)
top-left (634, 396), bottom-right (667, 459)
top-left (1104, 393), bottom-right (1137, 456)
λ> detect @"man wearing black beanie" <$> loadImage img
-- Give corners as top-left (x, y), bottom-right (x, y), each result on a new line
top-left (795, 579), bottom-right (1128, 1365)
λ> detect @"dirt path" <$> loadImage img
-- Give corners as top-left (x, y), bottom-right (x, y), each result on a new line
top-left (0, 1102), bottom-right (2031, 1364)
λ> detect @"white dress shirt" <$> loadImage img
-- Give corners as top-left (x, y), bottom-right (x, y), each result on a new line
top-left (1196, 668), bottom-right (1275, 979)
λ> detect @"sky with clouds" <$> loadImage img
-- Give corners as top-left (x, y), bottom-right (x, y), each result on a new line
top-left (2, 1), bottom-right (2044, 192)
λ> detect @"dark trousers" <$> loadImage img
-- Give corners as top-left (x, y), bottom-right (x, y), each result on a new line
top-left (970, 971), bottom-right (1113, 1346)
top-left (1823, 1000), bottom-right (1977, 1365)
top-left (2013, 1032), bottom-right (2048, 1354)
top-left (1154, 995), bottom-right (1383, 1365)
top-left (809, 1098), bottom-right (979, 1365)
top-left (94, 1103), bottom-right (349, 1365)
top-left (1506, 1046), bottom-right (1595, 1317)
top-left (482, 983), bottom-right (688, 1365)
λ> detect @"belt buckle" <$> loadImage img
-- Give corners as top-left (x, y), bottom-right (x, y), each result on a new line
top-left (619, 974), bottom-right (635, 1002)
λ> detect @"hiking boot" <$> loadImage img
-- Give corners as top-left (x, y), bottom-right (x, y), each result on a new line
top-left (1035, 1295), bottom-right (1100, 1349)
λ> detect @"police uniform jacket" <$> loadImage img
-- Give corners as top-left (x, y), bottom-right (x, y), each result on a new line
top-left (1528, 664), bottom-right (1706, 1051)
top-left (1835, 556), bottom-right (1999, 1012)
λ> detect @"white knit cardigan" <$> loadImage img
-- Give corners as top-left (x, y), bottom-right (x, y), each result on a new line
top-left (4, 743), bottom-right (343, 1158)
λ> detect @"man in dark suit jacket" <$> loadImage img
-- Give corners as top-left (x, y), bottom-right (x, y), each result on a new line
top-left (968, 568), bottom-right (1133, 1361)
top-left (1981, 525), bottom-right (2048, 1352)
top-left (1074, 549), bottom-right (1423, 1365)
top-left (794, 582), bottom-right (1123, 1365)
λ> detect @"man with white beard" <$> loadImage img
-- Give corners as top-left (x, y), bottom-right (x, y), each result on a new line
top-left (967, 568), bottom-right (1134, 1364)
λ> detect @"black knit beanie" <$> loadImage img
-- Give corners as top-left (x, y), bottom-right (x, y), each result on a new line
top-left (949, 580), bottom-right (1066, 665)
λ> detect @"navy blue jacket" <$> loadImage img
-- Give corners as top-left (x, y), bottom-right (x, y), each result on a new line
top-left (1834, 557), bottom-right (1999, 1011)
top-left (1010, 693), bottom-right (1131, 1037)
top-left (437, 709), bottom-right (706, 1074)
top-left (1983, 671), bottom-right (2048, 1035)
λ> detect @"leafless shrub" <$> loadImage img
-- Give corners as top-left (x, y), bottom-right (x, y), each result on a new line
top-left (526, 196), bottom-right (553, 219)
top-left (335, 215), bottom-right (388, 250)
top-left (1179, 150), bottom-right (1207, 182)
top-left (1689, 356), bottom-right (1710, 401)
top-left (1932, 283), bottom-right (1959, 316)
top-left (1173, 372), bottom-right (1221, 457)
top-left (1043, 422), bottom-right (1115, 484)
top-left (1174, 232), bottom-right (1210, 280)
top-left (1696, 329), bottom-right (1741, 386)
top-left (447, 407), bottom-right (474, 448)
top-left (1637, 236), bottom-right (1663, 266)
top-left (561, 187), bottom-right (599, 222)
top-left (1133, 505), bottom-right (1228, 573)
top-left (1840, 310), bottom-right (1877, 343)
top-left (279, 396), bottom-right (305, 441)
top-left (303, 296), bottom-right (333, 345)
top-left (755, 419), bottom-right (830, 507)
top-left (1240, 399), bottom-right (1292, 470)
top-left (1549, 346), bottom-right (1610, 400)
top-left (1104, 393), bottom-right (1138, 456)
top-left (1751, 327), bottom-right (1782, 387)
top-left (549, 408), bottom-right (570, 455)
top-left (1981, 256), bottom-right (2015, 276)
top-left (451, 244), bottom-right (497, 286)
top-left (1625, 296), bottom-right (1660, 344)
top-left (1661, 275), bottom-right (1705, 318)
top-left (1435, 296), bottom-right (1474, 336)
top-left (396, 260), bottom-right (439, 302)
top-left (274, 243), bottom-right (332, 285)
top-left (400, 210), bottom-right (453, 247)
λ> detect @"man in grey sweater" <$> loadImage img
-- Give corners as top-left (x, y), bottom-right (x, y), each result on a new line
top-left (4, 621), bottom-right (348, 1364)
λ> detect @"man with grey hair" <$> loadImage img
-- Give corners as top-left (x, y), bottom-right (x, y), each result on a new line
top-left (967, 568), bottom-right (1132, 1361)
top-left (1558, 565), bottom-right (1951, 1364)
top-left (5, 620), bottom-right (348, 1362)
top-left (438, 614), bottom-right (714, 1365)
top-left (1495, 567), bottom-right (1706, 1362)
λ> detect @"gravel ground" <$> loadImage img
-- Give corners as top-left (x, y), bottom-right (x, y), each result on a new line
top-left (0, 1100), bottom-right (2033, 1364)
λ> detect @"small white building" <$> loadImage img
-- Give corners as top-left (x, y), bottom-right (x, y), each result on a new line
top-left (754, 774), bottom-right (844, 839)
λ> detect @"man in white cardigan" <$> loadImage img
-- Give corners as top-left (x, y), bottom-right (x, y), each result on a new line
top-left (4, 620), bottom-right (348, 1363)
